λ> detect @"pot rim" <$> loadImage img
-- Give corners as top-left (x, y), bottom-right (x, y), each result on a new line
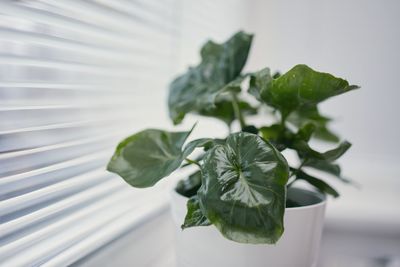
top-left (172, 186), bottom-right (327, 211)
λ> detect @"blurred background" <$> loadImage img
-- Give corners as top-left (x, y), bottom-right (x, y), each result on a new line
top-left (0, 0), bottom-right (399, 266)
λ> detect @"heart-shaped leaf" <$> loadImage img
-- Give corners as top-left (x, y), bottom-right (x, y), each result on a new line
top-left (168, 31), bottom-right (253, 124)
top-left (198, 132), bottom-right (289, 244)
top-left (107, 127), bottom-right (211, 188)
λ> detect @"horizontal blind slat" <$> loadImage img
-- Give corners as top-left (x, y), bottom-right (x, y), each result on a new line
top-left (0, 0), bottom-right (247, 266)
top-left (0, 179), bottom-right (123, 243)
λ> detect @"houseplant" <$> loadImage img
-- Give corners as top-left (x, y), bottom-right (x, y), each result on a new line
top-left (107, 31), bottom-right (359, 266)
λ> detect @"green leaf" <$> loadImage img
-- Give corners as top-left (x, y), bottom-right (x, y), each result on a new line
top-left (321, 141), bottom-right (351, 161)
top-left (248, 67), bottom-right (272, 102)
top-left (107, 127), bottom-right (210, 188)
top-left (287, 106), bottom-right (339, 143)
top-left (198, 97), bottom-right (257, 126)
top-left (272, 71), bottom-right (281, 79)
top-left (107, 129), bottom-right (192, 188)
top-left (168, 31), bottom-right (253, 124)
top-left (304, 159), bottom-right (341, 176)
top-left (241, 125), bottom-right (259, 134)
top-left (296, 123), bottom-right (316, 142)
top-left (259, 124), bottom-right (281, 140)
top-left (251, 64), bottom-right (359, 117)
top-left (293, 140), bottom-right (351, 162)
top-left (296, 170), bottom-right (339, 198)
top-left (259, 124), bottom-right (294, 151)
top-left (182, 195), bottom-right (211, 229)
top-left (304, 158), bottom-right (352, 184)
top-left (176, 171), bottom-right (203, 198)
top-left (198, 132), bottom-right (289, 244)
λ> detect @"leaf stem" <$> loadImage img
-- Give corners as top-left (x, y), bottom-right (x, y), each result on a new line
top-left (231, 93), bottom-right (246, 129)
top-left (185, 158), bottom-right (201, 168)
top-left (280, 112), bottom-right (287, 130)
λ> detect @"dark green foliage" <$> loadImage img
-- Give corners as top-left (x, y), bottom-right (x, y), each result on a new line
top-left (108, 31), bottom-right (359, 245)
top-left (168, 31), bottom-right (253, 125)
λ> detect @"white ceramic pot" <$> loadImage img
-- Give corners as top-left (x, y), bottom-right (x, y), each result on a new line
top-left (170, 187), bottom-right (326, 267)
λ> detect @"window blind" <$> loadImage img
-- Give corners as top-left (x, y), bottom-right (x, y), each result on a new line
top-left (0, 0), bottom-right (248, 266)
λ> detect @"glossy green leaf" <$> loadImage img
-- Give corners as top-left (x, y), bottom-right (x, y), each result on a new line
top-left (182, 195), bottom-right (211, 229)
top-left (107, 129), bottom-right (193, 188)
top-left (296, 170), bottom-right (339, 198)
top-left (107, 127), bottom-right (211, 188)
top-left (168, 31), bottom-right (253, 124)
top-left (198, 132), bottom-right (289, 244)
top-left (251, 64), bottom-right (359, 117)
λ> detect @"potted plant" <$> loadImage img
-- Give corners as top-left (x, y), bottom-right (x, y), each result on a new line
top-left (107, 31), bottom-right (359, 267)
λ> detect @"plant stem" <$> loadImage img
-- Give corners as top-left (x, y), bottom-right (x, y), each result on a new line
top-left (280, 112), bottom-right (287, 130)
top-left (185, 158), bottom-right (201, 168)
top-left (231, 93), bottom-right (246, 129)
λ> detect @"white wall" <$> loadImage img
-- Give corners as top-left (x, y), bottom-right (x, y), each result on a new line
top-left (245, 0), bottom-right (400, 234)
top-left (246, 0), bottom-right (400, 163)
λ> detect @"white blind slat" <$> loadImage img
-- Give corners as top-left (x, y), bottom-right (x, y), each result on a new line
top-left (0, 0), bottom-right (248, 266)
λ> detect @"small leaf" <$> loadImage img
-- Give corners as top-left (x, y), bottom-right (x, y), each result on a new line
top-left (198, 132), bottom-right (289, 244)
top-left (293, 140), bottom-right (351, 162)
top-left (248, 67), bottom-right (272, 102)
top-left (296, 123), bottom-right (316, 142)
top-left (302, 159), bottom-right (351, 184)
top-left (321, 141), bottom-right (351, 161)
top-left (304, 159), bottom-right (341, 176)
top-left (182, 195), bottom-right (211, 229)
top-left (198, 97), bottom-right (257, 126)
top-left (296, 170), bottom-right (339, 198)
top-left (176, 171), bottom-right (203, 198)
top-left (288, 106), bottom-right (340, 143)
top-left (168, 31), bottom-right (253, 124)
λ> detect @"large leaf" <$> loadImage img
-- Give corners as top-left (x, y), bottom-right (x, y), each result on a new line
top-left (168, 31), bottom-right (253, 124)
top-left (250, 64), bottom-right (359, 117)
top-left (107, 128), bottom-right (210, 188)
top-left (182, 195), bottom-right (211, 229)
top-left (197, 132), bottom-right (289, 244)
